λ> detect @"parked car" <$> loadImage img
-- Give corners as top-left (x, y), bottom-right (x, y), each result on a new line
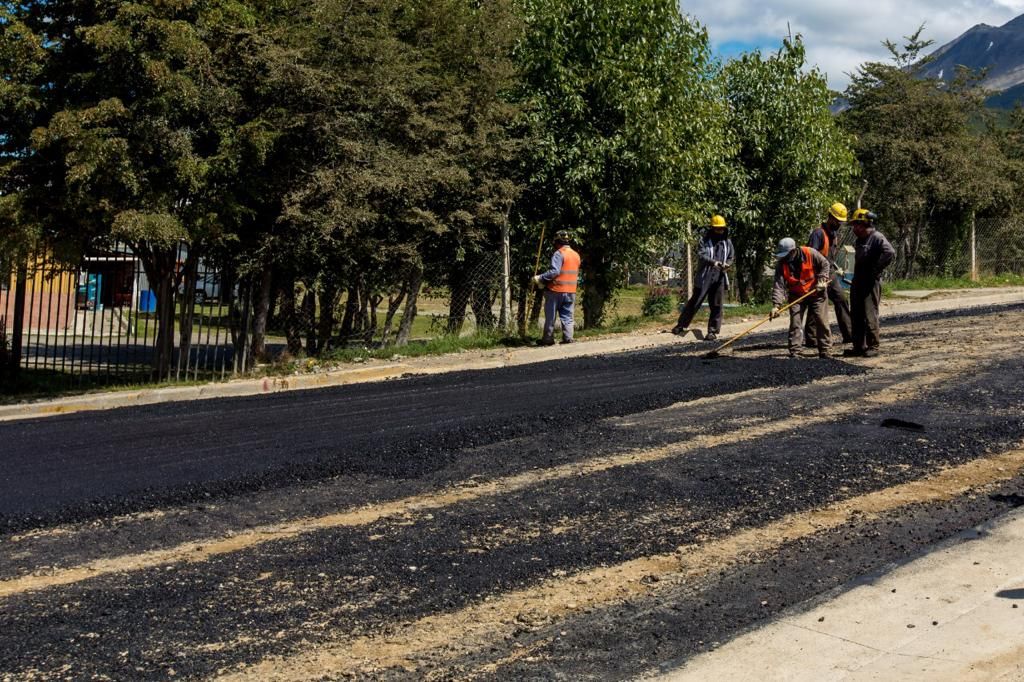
top-left (179, 272), bottom-right (222, 304)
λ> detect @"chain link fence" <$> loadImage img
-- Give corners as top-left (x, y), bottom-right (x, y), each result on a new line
top-left (644, 216), bottom-right (1024, 304)
top-left (831, 214), bottom-right (1024, 281)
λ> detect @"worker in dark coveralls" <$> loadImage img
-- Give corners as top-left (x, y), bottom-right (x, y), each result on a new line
top-left (845, 209), bottom-right (895, 357)
top-left (671, 215), bottom-right (735, 341)
top-left (804, 202), bottom-right (853, 347)
top-left (770, 238), bottom-right (831, 358)
top-left (533, 230), bottom-right (581, 346)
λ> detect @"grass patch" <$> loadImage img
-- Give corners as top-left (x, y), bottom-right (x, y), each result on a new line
top-left (883, 273), bottom-right (1024, 294)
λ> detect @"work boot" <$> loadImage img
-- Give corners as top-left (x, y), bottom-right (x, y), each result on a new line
top-left (671, 326), bottom-right (688, 336)
top-left (537, 338), bottom-right (556, 347)
top-left (863, 348), bottom-right (879, 358)
top-left (705, 332), bottom-right (718, 342)
top-left (560, 338), bottom-right (574, 344)
top-left (842, 348), bottom-right (865, 357)
top-left (787, 349), bottom-right (799, 359)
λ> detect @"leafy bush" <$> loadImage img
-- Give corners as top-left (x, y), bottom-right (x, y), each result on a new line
top-left (641, 287), bottom-right (675, 317)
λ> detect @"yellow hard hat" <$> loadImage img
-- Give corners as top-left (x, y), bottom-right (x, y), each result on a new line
top-left (829, 202), bottom-right (848, 222)
top-left (709, 215), bottom-right (727, 229)
top-left (850, 208), bottom-right (875, 224)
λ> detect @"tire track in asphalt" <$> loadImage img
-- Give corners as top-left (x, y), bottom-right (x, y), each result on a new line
top-left (0, 349), bottom-right (975, 600)
top-left (216, 445), bottom-right (1024, 681)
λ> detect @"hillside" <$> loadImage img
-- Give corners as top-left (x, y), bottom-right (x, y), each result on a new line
top-left (917, 14), bottom-right (1024, 108)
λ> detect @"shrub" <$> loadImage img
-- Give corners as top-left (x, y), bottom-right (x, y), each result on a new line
top-left (641, 287), bottom-right (674, 317)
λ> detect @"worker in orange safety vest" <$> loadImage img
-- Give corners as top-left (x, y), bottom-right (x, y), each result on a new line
top-left (803, 202), bottom-right (853, 347)
top-left (769, 238), bottom-right (831, 358)
top-left (532, 230), bottom-right (581, 346)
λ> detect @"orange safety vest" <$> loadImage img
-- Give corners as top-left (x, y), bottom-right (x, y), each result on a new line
top-left (549, 245), bottom-right (581, 293)
top-left (783, 247), bottom-right (817, 296)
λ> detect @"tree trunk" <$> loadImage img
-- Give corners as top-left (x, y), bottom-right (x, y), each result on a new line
top-left (316, 284), bottom-right (339, 353)
top-left (303, 283), bottom-right (318, 354)
top-left (280, 276), bottom-right (302, 355)
top-left (581, 247), bottom-right (612, 329)
top-left (339, 284), bottom-right (359, 340)
top-left (470, 286), bottom-right (497, 334)
top-left (528, 289), bottom-right (543, 330)
top-left (516, 281), bottom-right (528, 337)
top-left (380, 282), bottom-right (408, 346)
top-left (250, 266), bottom-right (273, 360)
top-left (396, 265), bottom-right (423, 347)
top-left (447, 267), bottom-right (470, 335)
top-left (138, 245), bottom-right (179, 382)
top-left (176, 254), bottom-right (199, 379)
top-left (358, 286), bottom-right (371, 337)
top-left (232, 280), bottom-right (254, 374)
top-left (365, 294), bottom-right (382, 344)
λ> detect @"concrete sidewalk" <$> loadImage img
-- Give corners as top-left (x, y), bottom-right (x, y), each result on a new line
top-left (652, 507), bottom-right (1024, 681)
top-left (2, 286), bottom-right (1023, 423)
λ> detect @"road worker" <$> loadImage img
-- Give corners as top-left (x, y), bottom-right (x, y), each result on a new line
top-left (671, 215), bottom-right (735, 342)
top-left (804, 202), bottom-right (853, 347)
top-left (845, 209), bottom-right (895, 357)
top-left (769, 238), bottom-right (831, 358)
top-left (533, 230), bottom-right (581, 346)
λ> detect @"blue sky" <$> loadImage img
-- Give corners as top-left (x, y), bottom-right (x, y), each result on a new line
top-left (684, 1), bottom-right (1024, 90)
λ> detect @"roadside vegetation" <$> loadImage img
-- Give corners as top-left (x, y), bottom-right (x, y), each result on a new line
top-left (2, 4), bottom-right (1023, 390)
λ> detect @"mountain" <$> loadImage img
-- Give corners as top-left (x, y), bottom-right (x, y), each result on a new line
top-left (917, 14), bottom-right (1024, 108)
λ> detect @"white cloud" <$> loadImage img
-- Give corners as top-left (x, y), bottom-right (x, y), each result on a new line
top-left (682, 0), bottom-right (1024, 89)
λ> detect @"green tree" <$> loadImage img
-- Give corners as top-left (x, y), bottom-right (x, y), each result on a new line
top-left (5, 0), bottom-right (245, 377)
top-left (842, 27), bottom-right (1013, 277)
top-left (274, 0), bottom-right (528, 347)
top-left (0, 4), bottom-right (47, 258)
top-left (517, 0), bottom-right (729, 327)
top-left (718, 37), bottom-right (856, 301)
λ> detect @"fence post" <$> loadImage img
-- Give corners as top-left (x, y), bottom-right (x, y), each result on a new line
top-left (499, 214), bottom-right (511, 332)
top-left (970, 211), bottom-right (978, 282)
top-left (10, 260), bottom-right (27, 376)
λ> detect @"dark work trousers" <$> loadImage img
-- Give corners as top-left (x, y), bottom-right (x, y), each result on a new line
top-left (850, 279), bottom-right (882, 352)
top-left (790, 291), bottom-right (831, 355)
top-left (675, 271), bottom-right (725, 335)
top-left (803, 276), bottom-right (852, 345)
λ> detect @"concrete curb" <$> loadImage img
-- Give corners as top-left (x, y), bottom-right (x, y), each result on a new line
top-left (2, 288), bottom-right (1022, 423)
top-left (0, 364), bottom-right (411, 422)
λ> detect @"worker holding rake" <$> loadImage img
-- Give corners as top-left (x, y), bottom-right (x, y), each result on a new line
top-left (770, 238), bottom-right (831, 358)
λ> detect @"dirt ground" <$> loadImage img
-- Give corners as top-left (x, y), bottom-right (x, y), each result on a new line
top-left (1, 303), bottom-right (1023, 680)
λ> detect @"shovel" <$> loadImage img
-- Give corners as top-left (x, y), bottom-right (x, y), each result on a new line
top-left (703, 288), bottom-right (818, 359)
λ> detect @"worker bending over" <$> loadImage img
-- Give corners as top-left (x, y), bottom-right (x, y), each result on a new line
top-left (671, 215), bottom-right (734, 341)
top-left (845, 209), bottom-right (895, 357)
top-left (770, 238), bottom-right (830, 358)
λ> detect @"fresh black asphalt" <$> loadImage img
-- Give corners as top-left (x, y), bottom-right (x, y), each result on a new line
top-left (0, 346), bottom-right (860, 530)
top-left (1, 304), bottom-right (1022, 680)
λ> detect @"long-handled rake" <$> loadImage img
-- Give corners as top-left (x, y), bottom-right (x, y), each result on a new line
top-left (703, 288), bottom-right (817, 359)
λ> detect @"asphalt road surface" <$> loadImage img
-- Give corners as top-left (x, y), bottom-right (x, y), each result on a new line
top-left (2, 303), bottom-right (1023, 680)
